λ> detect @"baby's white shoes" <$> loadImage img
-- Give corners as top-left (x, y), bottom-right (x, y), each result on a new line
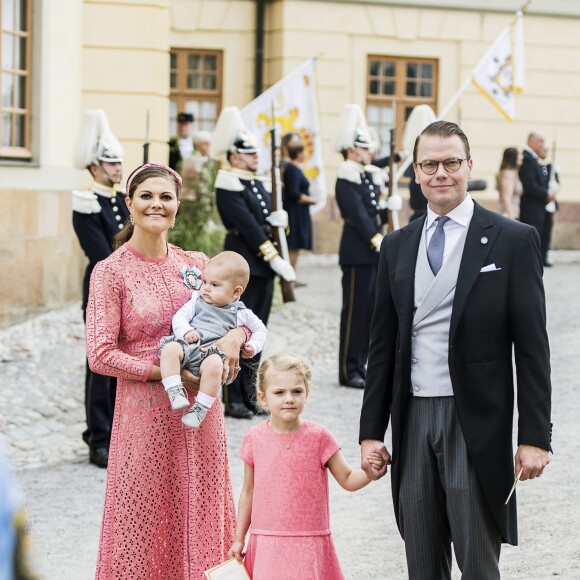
top-left (167, 385), bottom-right (189, 410)
top-left (182, 401), bottom-right (209, 428)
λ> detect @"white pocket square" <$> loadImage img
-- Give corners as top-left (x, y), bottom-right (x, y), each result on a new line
top-left (480, 263), bottom-right (502, 273)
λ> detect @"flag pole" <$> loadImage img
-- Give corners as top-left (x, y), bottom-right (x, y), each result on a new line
top-left (394, 3), bottom-right (530, 182)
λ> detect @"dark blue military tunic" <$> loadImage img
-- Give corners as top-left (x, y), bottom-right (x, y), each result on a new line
top-left (72, 182), bottom-right (129, 451)
top-left (215, 168), bottom-right (275, 411)
top-left (335, 161), bottom-right (388, 386)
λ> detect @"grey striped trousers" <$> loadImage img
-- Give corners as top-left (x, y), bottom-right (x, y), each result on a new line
top-left (398, 396), bottom-right (501, 579)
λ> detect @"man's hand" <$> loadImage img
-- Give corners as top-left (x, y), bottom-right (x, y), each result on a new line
top-left (361, 439), bottom-right (391, 481)
top-left (184, 330), bottom-right (200, 344)
top-left (515, 444), bottom-right (550, 481)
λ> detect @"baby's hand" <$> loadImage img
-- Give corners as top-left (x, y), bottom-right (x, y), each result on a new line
top-left (228, 540), bottom-right (245, 562)
top-left (367, 452), bottom-right (385, 470)
top-left (184, 330), bottom-right (199, 344)
top-left (241, 344), bottom-right (255, 359)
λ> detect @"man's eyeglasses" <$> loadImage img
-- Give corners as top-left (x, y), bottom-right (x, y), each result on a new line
top-left (416, 158), bottom-right (469, 175)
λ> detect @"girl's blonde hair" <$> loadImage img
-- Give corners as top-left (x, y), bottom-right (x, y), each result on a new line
top-left (257, 354), bottom-right (312, 397)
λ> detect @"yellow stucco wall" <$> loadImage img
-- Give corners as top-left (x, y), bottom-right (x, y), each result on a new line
top-left (167, 0), bottom-right (580, 251)
top-left (2, 0), bottom-right (580, 326)
top-left (0, 0), bottom-right (172, 326)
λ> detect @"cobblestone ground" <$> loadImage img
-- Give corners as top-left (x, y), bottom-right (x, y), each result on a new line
top-left (1, 252), bottom-right (579, 579)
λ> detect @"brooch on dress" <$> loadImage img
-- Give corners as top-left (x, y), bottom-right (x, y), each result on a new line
top-left (180, 265), bottom-right (203, 290)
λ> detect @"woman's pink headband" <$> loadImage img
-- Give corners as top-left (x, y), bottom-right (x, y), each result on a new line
top-left (125, 162), bottom-right (182, 194)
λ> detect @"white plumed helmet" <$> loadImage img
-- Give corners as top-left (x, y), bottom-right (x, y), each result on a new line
top-left (74, 110), bottom-right (124, 169)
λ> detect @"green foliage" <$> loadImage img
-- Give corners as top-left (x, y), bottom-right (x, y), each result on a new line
top-left (168, 159), bottom-right (224, 257)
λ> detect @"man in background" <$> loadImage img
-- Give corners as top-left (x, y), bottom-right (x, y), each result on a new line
top-left (72, 110), bottom-right (128, 468)
top-left (519, 131), bottom-right (557, 266)
top-left (169, 112), bottom-right (195, 174)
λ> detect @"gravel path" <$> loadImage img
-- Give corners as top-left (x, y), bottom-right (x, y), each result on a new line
top-left (1, 252), bottom-right (579, 579)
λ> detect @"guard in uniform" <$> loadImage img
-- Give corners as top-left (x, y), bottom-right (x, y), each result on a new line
top-left (334, 104), bottom-right (393, 388)
top-left (72, 110), bottom-right (128, 467)
top-left (168, 112), bottom-right (195, 174)
top-left (211, 107), bottom-right (295, 417)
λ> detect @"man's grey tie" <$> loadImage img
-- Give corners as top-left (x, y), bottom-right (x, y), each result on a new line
top-left (427, 216), bottom-right (450, 275)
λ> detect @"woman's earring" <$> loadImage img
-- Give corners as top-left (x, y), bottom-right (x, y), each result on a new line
top-left (129, 213), bottom-right (134, 224)
top-left (171, 219), bottom-right (176, 229)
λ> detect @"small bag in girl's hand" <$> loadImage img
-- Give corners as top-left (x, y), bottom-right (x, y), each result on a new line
top-left (204, 558), bottom-right (251, 580)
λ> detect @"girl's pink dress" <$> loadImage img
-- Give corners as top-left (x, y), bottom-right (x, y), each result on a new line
top-left (241, 420), bottom-right (345, 580)
top-left (86, 243), bottom-right (236, 579)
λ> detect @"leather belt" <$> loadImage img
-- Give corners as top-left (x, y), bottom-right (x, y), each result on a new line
top-left (228, 224), bottom-right (272, 236)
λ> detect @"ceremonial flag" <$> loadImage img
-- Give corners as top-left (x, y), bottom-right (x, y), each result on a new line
top-left (472, 10), bottom-right (525, 121)
top-left (241, 59), bottom-right (326, 212)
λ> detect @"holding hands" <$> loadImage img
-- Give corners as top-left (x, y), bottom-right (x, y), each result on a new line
top-left (361, 439), bottom-right (392, 481)
top-left (366, 451), bottom-right (386, 472)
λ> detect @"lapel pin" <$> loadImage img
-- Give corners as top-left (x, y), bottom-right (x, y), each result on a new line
top-left (481, 237), bottom-right (488, 245)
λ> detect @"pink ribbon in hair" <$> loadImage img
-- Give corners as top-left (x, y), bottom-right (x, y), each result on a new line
top-left (126, 162), bottom-right (183, 193)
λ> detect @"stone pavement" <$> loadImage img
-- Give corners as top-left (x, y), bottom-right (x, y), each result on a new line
top-left (1, 252), bottom-right (580, 579)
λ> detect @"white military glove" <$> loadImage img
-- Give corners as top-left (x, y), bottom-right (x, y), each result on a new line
top-left (269, 256), bottom-right (296, 282)
top-left (386, 194), bottom-right (403, 211)
top-left (266, 210), bottom-right (288, 229)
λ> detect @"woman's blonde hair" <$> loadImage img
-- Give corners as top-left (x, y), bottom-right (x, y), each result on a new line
top-left (257, 354), bottom-right (312, 399)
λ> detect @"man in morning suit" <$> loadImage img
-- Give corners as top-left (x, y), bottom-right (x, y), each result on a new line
top-left (359, 121), bottom-right (552, 579)
top-left (72, 110), bottom-right (128, 468)
top-left (519, 131), bottom-right (557, 266)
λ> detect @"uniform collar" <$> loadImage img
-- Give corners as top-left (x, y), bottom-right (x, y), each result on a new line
top-left (229, 167), bottom-right (259, 180)
top-left (92, 182), bottom-right (124, 198)
top-left (524, 146), bottom-right (539, 160)
top-left (345, 159), bottom-right (365, 173)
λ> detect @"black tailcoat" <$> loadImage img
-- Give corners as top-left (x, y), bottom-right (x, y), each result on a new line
top-left (360, 202), bottom-right (552, 545)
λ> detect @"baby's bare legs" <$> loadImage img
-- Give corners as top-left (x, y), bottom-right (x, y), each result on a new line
top-left (198, 354), bottom-right (224, 398)
top-left (160, 342), bottom-right (189, 410)
top-left (182, 354), bottom-right (223, 429)
top-left (160, 341), bottom-right (184, 378)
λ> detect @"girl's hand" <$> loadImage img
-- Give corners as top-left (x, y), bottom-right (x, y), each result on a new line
top-left (367, 452), bottom-right (385, 470)
top-left (180, 368), bottom-right (200, 394)
top-left (228, 540), bottom-right (245, 562)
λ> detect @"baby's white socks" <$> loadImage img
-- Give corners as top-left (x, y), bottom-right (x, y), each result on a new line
top-left (195, 391), bottom-right (215, 409)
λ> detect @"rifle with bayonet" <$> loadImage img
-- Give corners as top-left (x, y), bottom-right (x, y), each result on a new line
top-left (386, 126), bottom-right (401, 233)
top-left (143, 111), bottom-right (150, 163)
top-left (270, 120), bottom-right (296, 303)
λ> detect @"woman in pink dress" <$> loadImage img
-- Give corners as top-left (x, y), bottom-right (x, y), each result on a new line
top-left (228, 354), bottom-right (384, 579)
top-left (86, 163), bottom-right (243, 579)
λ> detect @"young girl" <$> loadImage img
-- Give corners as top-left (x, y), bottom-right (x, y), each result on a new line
top-left (228, 353), bottom-right (384, 579)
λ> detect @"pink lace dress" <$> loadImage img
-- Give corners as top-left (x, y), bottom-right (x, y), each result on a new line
top-left (241, 420), bottom-right (345, 580)
top-left (86, 243), bottom-right (236, 579)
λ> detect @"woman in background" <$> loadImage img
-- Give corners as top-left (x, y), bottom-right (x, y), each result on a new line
top-left (281, 132), bottom-right (317, 286)
top-left (497, 147), bottom-right (523, 220)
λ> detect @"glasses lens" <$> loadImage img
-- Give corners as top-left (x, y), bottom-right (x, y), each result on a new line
top-left (421, 161), bottom-right (438, 174)
top-left (443, 158), bottom-right (462, 172)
